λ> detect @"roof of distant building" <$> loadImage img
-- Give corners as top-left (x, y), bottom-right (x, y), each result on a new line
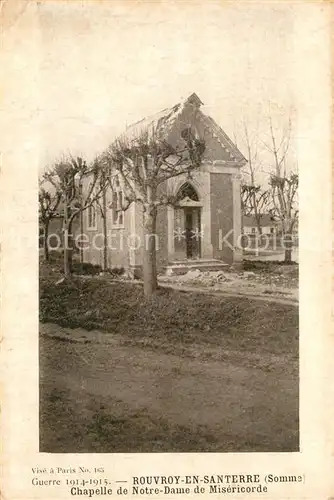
top-left (243, 214), bottom-right (276, 227)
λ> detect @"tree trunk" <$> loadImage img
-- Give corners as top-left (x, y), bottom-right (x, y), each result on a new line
top-left (63, 223), bottom-right (71, 278)
top-left (283, 222), bottom-right (293, 263)
top-left (63, 198), bottom-right (70, 277)
top-left (63, 223), bottom-right (74, 276)
top-left (143, 207), bottom-right (158, 298)
top-left (252, 191), bottom-right (262, 236)
top-left (68, 219), bottom-right (74, 273)
top-left (43, 221), bottom-right (49, 262)
top-left (254, 213), bottom-right (263, 250)
top-left (284, 246), bottom-right (292, 263)
top-left (102, 188), bottom-right (108, 271)
top-left (79, 182), bottom-right (84, 265)
top-left (63, 197), bottom-right (73, 278)
top-left (79, 209), bottom-right (84, 264)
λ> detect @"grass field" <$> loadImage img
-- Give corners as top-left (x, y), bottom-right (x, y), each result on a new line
top-left (39, 263), bottom-right (299, 452)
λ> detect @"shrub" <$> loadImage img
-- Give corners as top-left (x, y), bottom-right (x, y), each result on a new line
top-left (49, 250), bottom-right (64, 263)
top-left (107, 267), bottom-right (125, 276)
top-left (71, 262), bottom-right (102, 275)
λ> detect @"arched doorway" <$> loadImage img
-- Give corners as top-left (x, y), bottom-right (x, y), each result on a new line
top-left (174, 182), bottom-right (202, 260)
top-left (177, 182), bottom-right (199, 202)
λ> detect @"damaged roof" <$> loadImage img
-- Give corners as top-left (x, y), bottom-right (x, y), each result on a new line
top-left (118, 92), bottom-right (246, 165)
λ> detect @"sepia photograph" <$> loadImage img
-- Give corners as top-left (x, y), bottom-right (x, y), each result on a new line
top-left (38, 1), bottom-right (299, 454)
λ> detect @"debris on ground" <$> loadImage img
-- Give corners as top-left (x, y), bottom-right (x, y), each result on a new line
top-left (242, 271), bottom-right (256, 278)
top-left (160, 269), bottom-right (234, 286)
top-left (55, 277), bottom-right (65, 285)
top-left (158, 263), bottom-right (298, 300)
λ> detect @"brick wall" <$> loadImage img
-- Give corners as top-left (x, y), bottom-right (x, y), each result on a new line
top-left (210, 173), bottom-right (234, 263)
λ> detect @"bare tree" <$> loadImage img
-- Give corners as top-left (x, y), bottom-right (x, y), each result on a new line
top-left (236, 120), bottom-right (270, 233)
top-left (38, 182), bottom-right (61, 262)
top-left (241, 184), bottom-right (270, 227)
top-left (95, 169), bottom-right (109, 271)
top-left (269, 172), bottom-right (298, 262)
top-left (101, 126), bottom-right (205, 297)
top-left (44, 156), bottom-right (105, 277)
top-left (265, 115), bottom-right (298, 263)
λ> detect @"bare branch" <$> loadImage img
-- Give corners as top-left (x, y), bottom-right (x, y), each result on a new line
top-left (101, 123), bottom-right (206, 209)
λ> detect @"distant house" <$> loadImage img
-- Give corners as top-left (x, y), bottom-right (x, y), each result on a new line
top-left (81, 92), bottom-right (247, 274)
top-left (242, 214), bottom-right (298, 252)
top-left (242, 214), bottom-right (277, 235)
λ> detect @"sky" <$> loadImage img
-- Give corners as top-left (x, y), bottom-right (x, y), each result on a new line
top-left (37, 1), bottom-right (297, 174)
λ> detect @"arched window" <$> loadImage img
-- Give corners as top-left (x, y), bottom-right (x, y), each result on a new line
top-left (111, 174), bottom-right (124, 227)
top-left (87, 203), bottom-right (97, 229)
top-left (177, 182), bottom-right (199, 202)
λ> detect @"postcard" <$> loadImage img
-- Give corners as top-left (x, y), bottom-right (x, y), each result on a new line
top-left (1, 1), bottom-right (333, 499)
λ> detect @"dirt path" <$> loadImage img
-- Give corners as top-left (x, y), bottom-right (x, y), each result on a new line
top-left (40, 324), bottom-right (299, 453)
top-left (159, 282), bottom-right (298, 306)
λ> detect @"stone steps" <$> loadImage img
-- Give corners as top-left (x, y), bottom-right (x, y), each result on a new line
top-left (164, 259), bottom-right (229, 275)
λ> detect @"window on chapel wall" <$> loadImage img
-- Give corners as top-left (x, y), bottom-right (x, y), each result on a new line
top-left (87, 203), bottom-right (97, 230)
top-left (111, 175), bottom-right (124, 227)
top-left (177, 182), bottom-right (199, 202)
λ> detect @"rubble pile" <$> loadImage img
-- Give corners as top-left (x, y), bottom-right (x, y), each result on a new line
top-left (159, 267), bottom-right (298, 301)
top-left (168, 269), bottom-right (236, 286)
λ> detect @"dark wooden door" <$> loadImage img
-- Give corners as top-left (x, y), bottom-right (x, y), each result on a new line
top-left (185, 208), bottom-right (201, 259)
